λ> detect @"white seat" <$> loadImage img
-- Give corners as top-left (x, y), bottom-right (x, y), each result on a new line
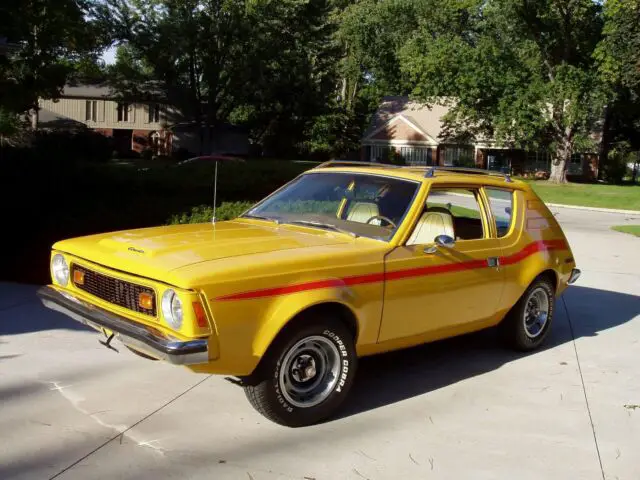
top-left (346, 202), bottom-right (379, 224)
top-left (407, 211), bottom-right (455, 245)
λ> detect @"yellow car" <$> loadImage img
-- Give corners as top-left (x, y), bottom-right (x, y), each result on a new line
top-left (38, 162), bottom-right (580, 427)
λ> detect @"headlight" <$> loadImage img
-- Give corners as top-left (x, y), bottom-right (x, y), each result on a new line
top-left (161, 289), bottom-right (183, 329)
top-left (52, 254), bottom-right (69, 286)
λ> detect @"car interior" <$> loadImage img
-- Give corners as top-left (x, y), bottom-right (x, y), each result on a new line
top-left (407, 189), bottom-right (486, 244)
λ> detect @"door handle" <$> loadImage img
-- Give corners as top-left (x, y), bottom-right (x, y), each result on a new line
top-left (487, 257), bottom-right (500, 268)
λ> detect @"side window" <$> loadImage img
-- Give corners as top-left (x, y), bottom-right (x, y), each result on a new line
top-left (485, 188), bottom-right (514, 237)
top-left (407, 188), bottom-right (485, 245)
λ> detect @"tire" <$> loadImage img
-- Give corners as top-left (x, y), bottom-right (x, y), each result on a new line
top-left (243, 316), bottom-right (357, 427)
top-left (501, 276), bottom-right (555, 351)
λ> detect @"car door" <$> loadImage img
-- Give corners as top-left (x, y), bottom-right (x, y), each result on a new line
top-left (378, 185), bottom-right (505, 343)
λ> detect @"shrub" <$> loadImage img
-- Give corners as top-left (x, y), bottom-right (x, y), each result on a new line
top-left (453, 155), bottom-right (475, 168)
top-left (604, 147), bottom-right (632, 185)
top-left (168, 201), bottom-right (254, 224)
top-left (141, 148), bottom-right (153, 161)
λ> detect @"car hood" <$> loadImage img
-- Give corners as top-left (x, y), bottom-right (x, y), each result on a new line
top-left (53, 220), bottom-right (354, 287)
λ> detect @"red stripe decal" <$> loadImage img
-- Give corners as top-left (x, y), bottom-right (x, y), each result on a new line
top-left (215, 239), bottom-right (568, 301)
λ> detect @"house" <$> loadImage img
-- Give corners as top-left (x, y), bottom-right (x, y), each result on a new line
top-left (361, 96), bottom-right (599, 180)
top-left (38, 85), bottom-right (173, 156)
top-left (37, 85), bottom-right (250, 157)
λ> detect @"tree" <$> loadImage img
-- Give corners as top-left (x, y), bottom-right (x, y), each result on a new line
top-left (0, 0), bottom-right (105, 126)
top-left (400, 0), bottom-right (605, 183)
top-left (595, 0), bottom-right (640, 174)
top-left (597, 0), bottom-right (640, 92)
top-left (98, 0), bottom-right (342, 156)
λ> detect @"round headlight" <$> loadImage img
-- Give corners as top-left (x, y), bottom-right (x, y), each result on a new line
top-left (161, 289), bottom-right (183, 329)
top-left (52, 254), bottom-right (69, 286)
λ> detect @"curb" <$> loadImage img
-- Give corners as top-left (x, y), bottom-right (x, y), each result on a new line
top-left (546, 202), bottom-right (640, 215)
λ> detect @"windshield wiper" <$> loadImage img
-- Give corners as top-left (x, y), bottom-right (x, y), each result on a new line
top-left (285, 220), bottom-right (357, 238)
top-left (240, 214), bottom-right (280, 224)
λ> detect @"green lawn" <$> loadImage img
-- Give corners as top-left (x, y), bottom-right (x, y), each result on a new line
top-left (522, 181), bottom-right (640, 211)
top-left (611, 225), bottom-right (640, 237)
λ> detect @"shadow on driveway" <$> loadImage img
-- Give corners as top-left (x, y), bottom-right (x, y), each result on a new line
top-left (339, 285), bottom-right (640, 419)
top-left (0, 284), bottom-right (91, 336)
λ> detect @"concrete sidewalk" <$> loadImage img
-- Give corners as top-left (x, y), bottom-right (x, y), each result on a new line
top-left (0, 207), bottom-right (638, 480)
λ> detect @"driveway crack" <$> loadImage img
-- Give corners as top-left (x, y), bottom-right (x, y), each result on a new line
top-left (562, 297), bottom-right (605, 480)
top-left (49, 374), bottom-right (213, 479)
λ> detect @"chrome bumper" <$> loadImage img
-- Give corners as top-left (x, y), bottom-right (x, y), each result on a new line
top-left (37, 286), bottom-right (209, 365)
top-left (568, 268), bottom-right (581, 285)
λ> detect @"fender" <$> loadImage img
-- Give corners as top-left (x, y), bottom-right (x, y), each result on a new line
top-left (251, 283), bottom-right (382, 361)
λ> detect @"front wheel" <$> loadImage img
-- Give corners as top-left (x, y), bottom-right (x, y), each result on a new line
top-left (501, 277), bottom-right (555, 351)
top-left (243, 318), bottom-right (357, 427)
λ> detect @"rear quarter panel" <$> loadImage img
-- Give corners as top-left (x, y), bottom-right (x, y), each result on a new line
top-left (497, 187), bottom-right (576, 317)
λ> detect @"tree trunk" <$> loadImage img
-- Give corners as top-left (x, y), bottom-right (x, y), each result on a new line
top-left (549, 131), bottom-right (573, 183)
top-left (30, 107), bottom-right (39, 130)
top-left (597, 105), bottom-right (611, 181)
top-left (340, 77), bottom-right (347, 105)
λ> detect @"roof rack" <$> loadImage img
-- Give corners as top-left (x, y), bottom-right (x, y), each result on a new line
top-left (424, 166), bottom-right (513, 183)
top-left (313, 161), bottom-right (513, 183)
top-left (315, 160), bottom-right (400, 169)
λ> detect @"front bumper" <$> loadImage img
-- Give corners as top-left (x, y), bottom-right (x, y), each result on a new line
top-left (37, 286), bottom-right (209, 365)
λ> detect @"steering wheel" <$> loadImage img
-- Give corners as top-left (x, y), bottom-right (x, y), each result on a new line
top-left (366, 215), bottom-right (397, 229)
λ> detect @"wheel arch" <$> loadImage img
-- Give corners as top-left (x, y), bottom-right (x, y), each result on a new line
top-left (534, 268), bottom-right (559, 293)
top-left (250, 295), bottom-right (360, 374)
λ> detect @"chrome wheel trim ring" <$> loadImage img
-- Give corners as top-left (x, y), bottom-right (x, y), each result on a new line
top-left (279, 335), bottom-right (341, 409)
top-left (523, 286), bottom-right (550, 339)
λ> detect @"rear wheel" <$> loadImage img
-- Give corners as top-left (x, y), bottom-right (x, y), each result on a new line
top-left (244, 317), bottom-right (357, 427)
top-left (501, 277), bottom-right (555, 351)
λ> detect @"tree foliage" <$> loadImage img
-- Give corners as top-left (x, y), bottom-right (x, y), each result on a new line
top-left (398, 0), bottom-right (605, 182)
top-left (2, 0), bottom-right (640, 170)
top-left (0, 0), bottom-right (105, 118)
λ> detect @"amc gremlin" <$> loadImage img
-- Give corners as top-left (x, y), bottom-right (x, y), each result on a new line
top-left (38, 162), bottom-right (580, 427)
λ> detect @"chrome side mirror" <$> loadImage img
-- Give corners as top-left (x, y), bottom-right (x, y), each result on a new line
top-left (424, 234), bottom-right (456, 254)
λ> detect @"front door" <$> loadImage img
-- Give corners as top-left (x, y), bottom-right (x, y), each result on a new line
top-left (378, 186), bottom-right (505, 342)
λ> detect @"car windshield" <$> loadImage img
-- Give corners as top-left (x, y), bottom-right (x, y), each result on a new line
top-left (244, 172), bottom-right (420, 241)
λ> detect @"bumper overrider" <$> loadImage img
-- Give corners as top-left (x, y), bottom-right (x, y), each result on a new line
top-left (37, 286), bottom-right (209, 365)
top-left (568, 268), bottom-right (581, 285)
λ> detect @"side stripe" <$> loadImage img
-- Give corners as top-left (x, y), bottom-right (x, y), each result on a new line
top-left (215, 239), bottom-right (568, 301)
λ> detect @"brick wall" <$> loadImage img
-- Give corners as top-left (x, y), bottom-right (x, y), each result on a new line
top-left (132, 129), bottom-right (151, 153)
top-left (93, 128), bottom-right (113, 137)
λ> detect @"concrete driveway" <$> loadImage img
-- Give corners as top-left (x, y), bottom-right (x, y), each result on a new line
top-left (1, 206), bottom-right (639, 480)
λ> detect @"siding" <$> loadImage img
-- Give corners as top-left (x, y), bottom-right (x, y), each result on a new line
top-left (39, 98), bottom-right (168, 131)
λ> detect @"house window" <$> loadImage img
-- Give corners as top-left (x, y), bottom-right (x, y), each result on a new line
top-left (85, 100), bottom-right (97, 122)
top-left (117, 102), bottom-right (130, 122)
top-left (369, 145), bottom-right (392, 163)
top-left (442, 145), bottom-right (474, 167)
top-left (398, 146), bottom-right (433, 166)
top-left (525, 151), bottom-right (551, 173)
top-left (569, 153), bottom-right (583, 174)
top-left (149, 104), bottom-right (161, 123)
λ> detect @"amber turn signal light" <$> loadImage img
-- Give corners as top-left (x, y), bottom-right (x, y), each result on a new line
top-left (73, 269), bottom-right (85, 285)
top-left (138, 292), bottom-right (154, 310)
top-left (192, 302), bottom-right (208, 328)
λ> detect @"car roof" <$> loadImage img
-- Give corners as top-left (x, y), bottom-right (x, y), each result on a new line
top-left (306, 161), bottom-right (529, 190)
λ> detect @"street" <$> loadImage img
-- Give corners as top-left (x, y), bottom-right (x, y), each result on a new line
top-left (1, 206), bottom-right (639, 480)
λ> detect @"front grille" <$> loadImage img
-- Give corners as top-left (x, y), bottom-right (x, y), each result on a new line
top-left (72, 264), bottom-right (157, 317)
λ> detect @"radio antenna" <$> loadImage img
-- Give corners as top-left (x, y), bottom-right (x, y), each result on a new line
top-left (212, 160), bottom-right (218, 224)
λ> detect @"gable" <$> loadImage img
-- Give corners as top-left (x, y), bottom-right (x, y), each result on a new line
top-left (369, 116), bottom-right (429, 141)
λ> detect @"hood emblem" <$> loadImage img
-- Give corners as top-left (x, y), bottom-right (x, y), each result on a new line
top-left (128, 247), bottom-right (145, 254)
